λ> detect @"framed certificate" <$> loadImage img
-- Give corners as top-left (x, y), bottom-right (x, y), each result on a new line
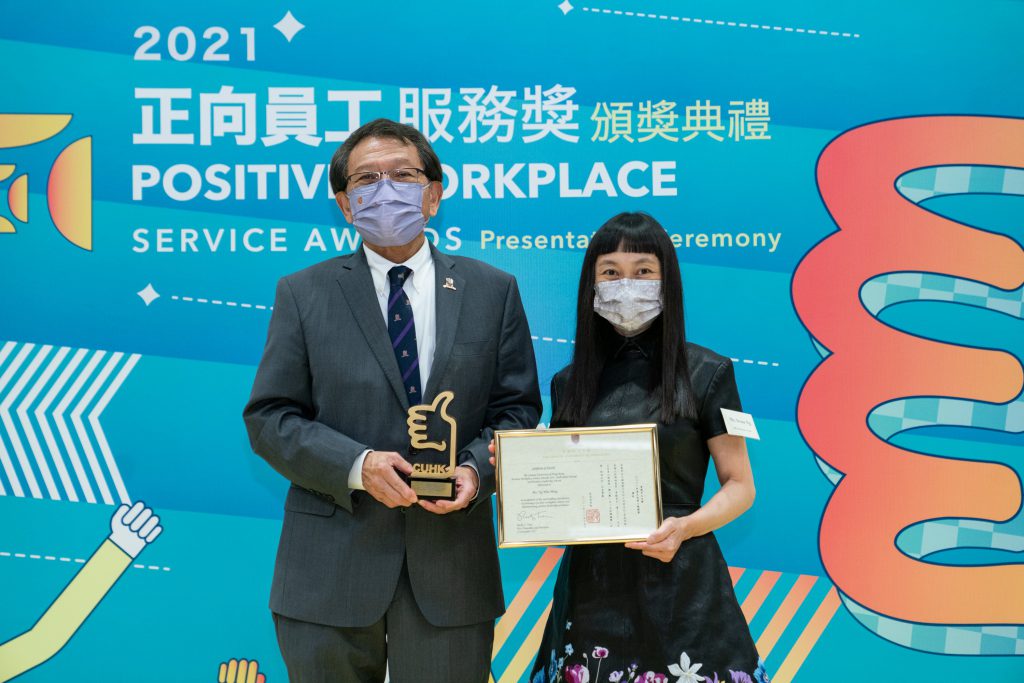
top-left (494, 424), bottom-right (663, 548)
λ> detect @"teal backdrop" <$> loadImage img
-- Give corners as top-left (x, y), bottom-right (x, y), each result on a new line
top-left (1, 1), bottom-right (1022, 681)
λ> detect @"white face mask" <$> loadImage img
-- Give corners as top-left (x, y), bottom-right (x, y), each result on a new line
top-left (593, 279), bottom-right (663, 335)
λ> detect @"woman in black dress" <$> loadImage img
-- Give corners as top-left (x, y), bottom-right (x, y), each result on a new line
top-left (528, 212), bottom-right (768, 683)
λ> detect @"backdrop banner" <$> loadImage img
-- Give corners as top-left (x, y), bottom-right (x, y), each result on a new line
top-left (1, 2), bottom-right (1021, 681)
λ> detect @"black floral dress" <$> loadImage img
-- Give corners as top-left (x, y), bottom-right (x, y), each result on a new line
top-left (531, 329), bottom-right (769, 683)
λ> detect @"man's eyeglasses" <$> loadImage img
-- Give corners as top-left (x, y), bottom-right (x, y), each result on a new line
top-left (346, 167), bottom-right (426, 189)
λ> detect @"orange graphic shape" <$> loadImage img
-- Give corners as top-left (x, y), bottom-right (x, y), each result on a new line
top-left (755, 575), bottom-right (817, 659)
top-left (0, 114), bottom-right (71, 148)
top-left (729, 566), bottom-right (745, 586)
top-left (493, 547), bottom-right (563, 656)
top-left (9, 174), bottom-right (27, 222)
top-left (47, 136), bottom-right (91, 251)
top-left (772, 588), bottom-right (842, 683)
top-left (0, 164), bottom-right (14, 181)
top-left (792, 116), bottom-right (1024, 625)
top-left (498, 601), bottom-right (552, 683)
top-left (741, 570), bottom-right (781, 623)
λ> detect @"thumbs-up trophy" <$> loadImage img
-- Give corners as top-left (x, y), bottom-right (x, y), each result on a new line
top-left (405, 390), bottom-right (458, 500)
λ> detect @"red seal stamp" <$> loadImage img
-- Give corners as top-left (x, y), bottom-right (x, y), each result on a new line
top-left (585, 508), bottom-right (600, 524)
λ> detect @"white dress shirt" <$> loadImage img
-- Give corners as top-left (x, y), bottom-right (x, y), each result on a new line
top-left (348, 240), bottom-right (437, 489)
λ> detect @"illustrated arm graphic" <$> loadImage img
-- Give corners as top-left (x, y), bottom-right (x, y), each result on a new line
top-left (0, 502), bottom-right (162, 682)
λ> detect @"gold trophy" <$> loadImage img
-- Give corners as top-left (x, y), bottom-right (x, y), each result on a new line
top-left (405, 390), bottom-right (457, 500)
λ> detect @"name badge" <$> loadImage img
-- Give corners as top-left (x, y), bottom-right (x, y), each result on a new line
top-left (721, 408), bottom-right (760, 440)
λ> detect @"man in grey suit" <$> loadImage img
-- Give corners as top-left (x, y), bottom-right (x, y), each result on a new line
top-left (243, 118), bottom-right (541, 682)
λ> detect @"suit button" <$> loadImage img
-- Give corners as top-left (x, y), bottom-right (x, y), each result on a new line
top-left (326, 494), bottom-right (335, 503)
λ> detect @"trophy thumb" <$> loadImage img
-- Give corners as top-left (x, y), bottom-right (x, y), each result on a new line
top-left (434, 390), bottom-right (455, 419)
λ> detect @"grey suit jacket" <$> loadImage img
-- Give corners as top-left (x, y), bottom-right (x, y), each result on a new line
top-left (243, 245), bottom-right (541, 628)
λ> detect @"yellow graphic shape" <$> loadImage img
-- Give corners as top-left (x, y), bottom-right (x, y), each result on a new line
top-left (773, 587), bottom-right (842, 683)
top-left (755, 574), bottom-right (818, 659)
top-left (0, 503), bottom-right (162, 682)
top-left (0, 165), bottom-right (16, 233)
top-left (493, 548), bottom-right (563, 656)
top-left (741, 569), bottom-right (781, 622)
top-left (497, 603), bottom-right (552, 683)
top-left (491, 547), bottom-right (563, 683)
top-left (0, 114), bottom-right (71, 148)
top-left (0, 541), bottom-right (131, 681)
top-left (218, 658), bottom-right (267, 683)
top-left (47, 136), bottom-right (92, 251)
top-left (9, 174), bottom-right (28, 222)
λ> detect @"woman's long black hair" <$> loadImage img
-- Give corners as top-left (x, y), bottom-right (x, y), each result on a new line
top-left (553, 212), bottom-right (696, 426)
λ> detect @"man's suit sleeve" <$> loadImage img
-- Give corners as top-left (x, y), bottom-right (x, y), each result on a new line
top-left (459, 275), bottom-right (542, 510)
top-left (242, 277), bottom-right (367, 512)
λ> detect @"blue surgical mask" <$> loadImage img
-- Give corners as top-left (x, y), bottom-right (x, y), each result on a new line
top-left (347, 179), bottom-right (428, 247)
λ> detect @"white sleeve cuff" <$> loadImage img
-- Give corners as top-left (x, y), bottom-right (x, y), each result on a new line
top-left (348, 449), bottom-right (370, 490)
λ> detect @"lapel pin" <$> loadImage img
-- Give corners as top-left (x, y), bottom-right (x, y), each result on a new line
top-left (443, 277), bottom-right (457, 291)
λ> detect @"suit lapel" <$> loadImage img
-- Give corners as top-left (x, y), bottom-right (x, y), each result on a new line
top-left (337, 250), bottom-right (409, 410)
top-left (424, 246), bottom-right (465, 403)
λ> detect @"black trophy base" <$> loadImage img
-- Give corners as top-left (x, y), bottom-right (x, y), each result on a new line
top-left (407, 476), bottom-right (457, 501)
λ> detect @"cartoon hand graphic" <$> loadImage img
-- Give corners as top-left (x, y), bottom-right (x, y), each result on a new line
top-left (0, 502), bottom-right (165, 682)
top-left (108, 501), bottom-right (163, 559)
top-left (406, 390), bottom-right (457, 463)
top-left (218, 658), bottom-right (267, 683)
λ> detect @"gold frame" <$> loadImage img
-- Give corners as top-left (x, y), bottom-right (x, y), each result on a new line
top-left (494, 423), bottom-right (663, 548)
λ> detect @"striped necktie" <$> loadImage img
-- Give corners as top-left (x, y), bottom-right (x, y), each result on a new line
top-left (387, 266), bottom-right (421, 404)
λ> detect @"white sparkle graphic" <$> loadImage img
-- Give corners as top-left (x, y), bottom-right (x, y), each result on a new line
top-left (273, 11), bottom-right (306, 42)
top-left (137, 283), bottom-right (159, 306)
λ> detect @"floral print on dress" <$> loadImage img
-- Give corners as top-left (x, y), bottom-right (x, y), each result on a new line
top-left (727, 660), bottom-right (771, 683)
top-left (565, 663), bottom-right (590, 683)
top-left (642, 673), bottom-right (669, 683)
top-left (535, 646), bottom-right (769, 683)
top-left (667, 651), bottom-right (704, 682)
